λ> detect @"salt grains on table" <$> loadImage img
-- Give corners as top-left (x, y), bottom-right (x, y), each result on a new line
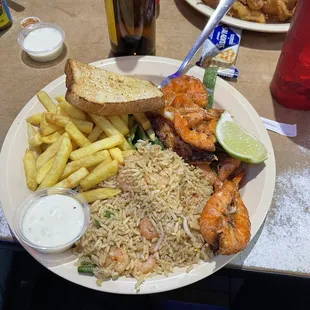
top-left (0, 206), bottom-right (11, 240)
top-left (235, 167), bottom-right (310, 273)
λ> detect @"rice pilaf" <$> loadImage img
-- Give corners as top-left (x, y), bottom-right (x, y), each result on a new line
top-left (74, 142), bottom-right (213, 290)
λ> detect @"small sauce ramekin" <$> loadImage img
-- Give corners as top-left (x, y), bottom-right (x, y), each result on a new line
top-left (13, 188), bottom-right (89, 254)
top-left (17, 22), bottom-right (65, 62)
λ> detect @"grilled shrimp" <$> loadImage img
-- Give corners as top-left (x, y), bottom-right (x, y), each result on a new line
top-left (161, 75), bottom-right (225, 153)
top-left (247, 0), bottom-right (264, 10)
top-left (217, 154), bottom-right (241, 182)
top-left (139, 218), bottom-right (158, 240)
top-left (199, 171), bottom-right (251, 255)
top-left (174, 113), bottom-right (216, 152)
top-left (162, 75), bottom-right (208, 108)
top-left (104, 248), bottom-right (129, 273)
top-left (195, 163), bottom-right (217, 185)
top-left (184, 111), bottom-right (210, 128)
top-left (262, 0), bottom-right (294, 21)
top-left (195, 119), bottom-right (218, 135)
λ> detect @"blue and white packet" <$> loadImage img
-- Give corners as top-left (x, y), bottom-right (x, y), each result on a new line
top-left (197, 24), bottom-right (242, 79)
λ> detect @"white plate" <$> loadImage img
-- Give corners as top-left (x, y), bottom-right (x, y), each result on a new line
top-left (0, 56), bottom-right (276, 294)
top-left (185, 0), bottom-right (290, 33)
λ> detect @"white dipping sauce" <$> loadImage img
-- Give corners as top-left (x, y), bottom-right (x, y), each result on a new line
top-left (22, 195), bottom-right (84, 247)
top-left (23, 27), bottom-right (64, 62)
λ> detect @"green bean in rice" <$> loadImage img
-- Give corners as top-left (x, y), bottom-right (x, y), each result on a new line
top-left (74, 141), bottom-right (213, 290)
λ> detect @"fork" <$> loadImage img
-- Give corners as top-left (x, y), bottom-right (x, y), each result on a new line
top-left (158, 0), bottom-right (235, 89)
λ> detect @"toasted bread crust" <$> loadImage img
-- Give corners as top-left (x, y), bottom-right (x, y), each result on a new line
top-left (65, 59), bottom-right (164, 116)
top-left (65, 91), bottom-right (165, 115)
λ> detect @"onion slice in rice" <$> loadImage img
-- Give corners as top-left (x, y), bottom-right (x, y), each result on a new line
top-left (153, 223), bottom-right (165, 252)
top-left (183, 216), bottom-right (195, 239)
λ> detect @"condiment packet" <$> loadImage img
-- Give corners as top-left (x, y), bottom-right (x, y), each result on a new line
top-left (197, 24), bottom-right (242, 79)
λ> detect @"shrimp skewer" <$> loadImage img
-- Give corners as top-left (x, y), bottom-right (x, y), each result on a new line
top-left (174, 112), bottom-right (216, 152)
top-left (217, 153), bottom-right (241, 182)
top-left (199, 171), bottom-right (251, 255)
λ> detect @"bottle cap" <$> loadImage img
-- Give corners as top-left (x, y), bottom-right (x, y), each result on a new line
top-left (20, 16), bottom-right (41, 28)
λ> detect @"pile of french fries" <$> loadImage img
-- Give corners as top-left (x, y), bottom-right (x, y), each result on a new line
top-left (23, 91), bottom-right (155, 203)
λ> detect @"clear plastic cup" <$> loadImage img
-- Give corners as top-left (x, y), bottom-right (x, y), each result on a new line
top-left (17, 22), bottom-right (65, 62)
top-left (13, 188), bottom-right (90, 254)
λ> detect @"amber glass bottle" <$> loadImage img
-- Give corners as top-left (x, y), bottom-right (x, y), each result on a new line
top-left (105, 0), bottom-right (156, 56)
top-left (0, 0), bottom-right (12, 31)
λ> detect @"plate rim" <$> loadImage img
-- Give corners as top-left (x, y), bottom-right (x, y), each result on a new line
top-left (0, 56), bottom-right (276, 294)
top-left (184, 0), bottom-right (290, 33)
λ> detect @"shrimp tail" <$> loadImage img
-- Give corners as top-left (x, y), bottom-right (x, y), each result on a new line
top-left (232, 170), bottom-right (244, 187)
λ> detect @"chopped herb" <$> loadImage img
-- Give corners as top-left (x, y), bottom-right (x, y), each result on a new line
top-left (126, 123), bottom-right (138, 149)
top-left (136, 125), bottom-right (149, 142)
top-left (103, 210), bottom-right (114, 218)
top-left (126, 136), bottom-right (136, 149)
top-left (93, 219), bottom-right (100, 228)
top-left (153, 137), bottom-right (164, 150)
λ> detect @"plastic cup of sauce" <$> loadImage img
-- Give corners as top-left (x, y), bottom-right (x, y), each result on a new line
top-left (13, 188), bottom-right (90, 254)
top-left (17, 22), bottom-right (65, 62)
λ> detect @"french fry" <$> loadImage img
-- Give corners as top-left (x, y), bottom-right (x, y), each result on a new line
top-left (40, 113), bottom-right (62, 136)
top-left (71, 140), bottom-right (78, 151)
top-left (123, 150), bottom-right (136, 158)
top-left (70, 135), bottom-right (123, 161)
top-left (38, 135), bottom-right (72, 189)
top-left (119, 136), bottom-right (134, 151)
top-left (89, 114), bottom-right (120, 136)
top-left (120, 115), bottom-right (129, 127)
top-left (98, 131), bottom-right (107, 140)
top-left (26, 113), bottom-right (43, 126)
top-left (57, 129), bottom-right (66, 134)
top-left (56, 106), bottom-right (69, 116)
top-left (45, 113), bottom-right (93, 134)
top-left (54, 167), bottom-right (89, 189)
top-left (54, 95), bottom-right (66, 102)
top-left (90, 155), bottom-right (112, 173)
top-left (109, 147), bottom-right (124, 165)
top-left (57, 100), bottom-right (87, 120)
top-left (27, 123), bottom-right (42, 148)
top-left (87, 125), bottom-right (104, 143)
top-left (23, 149), bottom-right (38, 191)
top-left (128, 115), bottom-right (135, 130)
top-left (71, 118), bottom-right (93, 134)
top-left (36, 156), bottom-right (55, 184)
top-left (134, 113), bottom-right (151, 130)
top-left (40, 131), bottom-right (61, 144)
top-left (30, 146), bottom-right (42, 156)
top-left (65, 121), bottom-right (91, 147)
top-left (61, 150), bottom-right (110, 179)
top-left (80, 188), bottom-right (121, 203)
top-left (40, 143), bottom-right (49, 152)
top-left (37, 91), bottom-right (57, 113)
top-left (36, 133), bottom-right (68, 169)
top-left (107, 116), bottom-right (129, 135)
top-left (80, 159), bottom-right (118, 191)
top-left (146, 128), bottom-right (156, 141)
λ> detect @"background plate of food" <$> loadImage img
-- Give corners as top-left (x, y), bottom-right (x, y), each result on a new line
top-left (185, 0), bottom-right (296, 33)
top-left (0, 56), bottom-right (275, 294)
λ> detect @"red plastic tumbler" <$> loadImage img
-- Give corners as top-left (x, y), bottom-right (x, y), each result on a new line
top-left (270, 0), bottom-right (310, 110)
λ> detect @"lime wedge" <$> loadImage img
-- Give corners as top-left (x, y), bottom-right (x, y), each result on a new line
top-left (216, 111), bottom-right (268, 164)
